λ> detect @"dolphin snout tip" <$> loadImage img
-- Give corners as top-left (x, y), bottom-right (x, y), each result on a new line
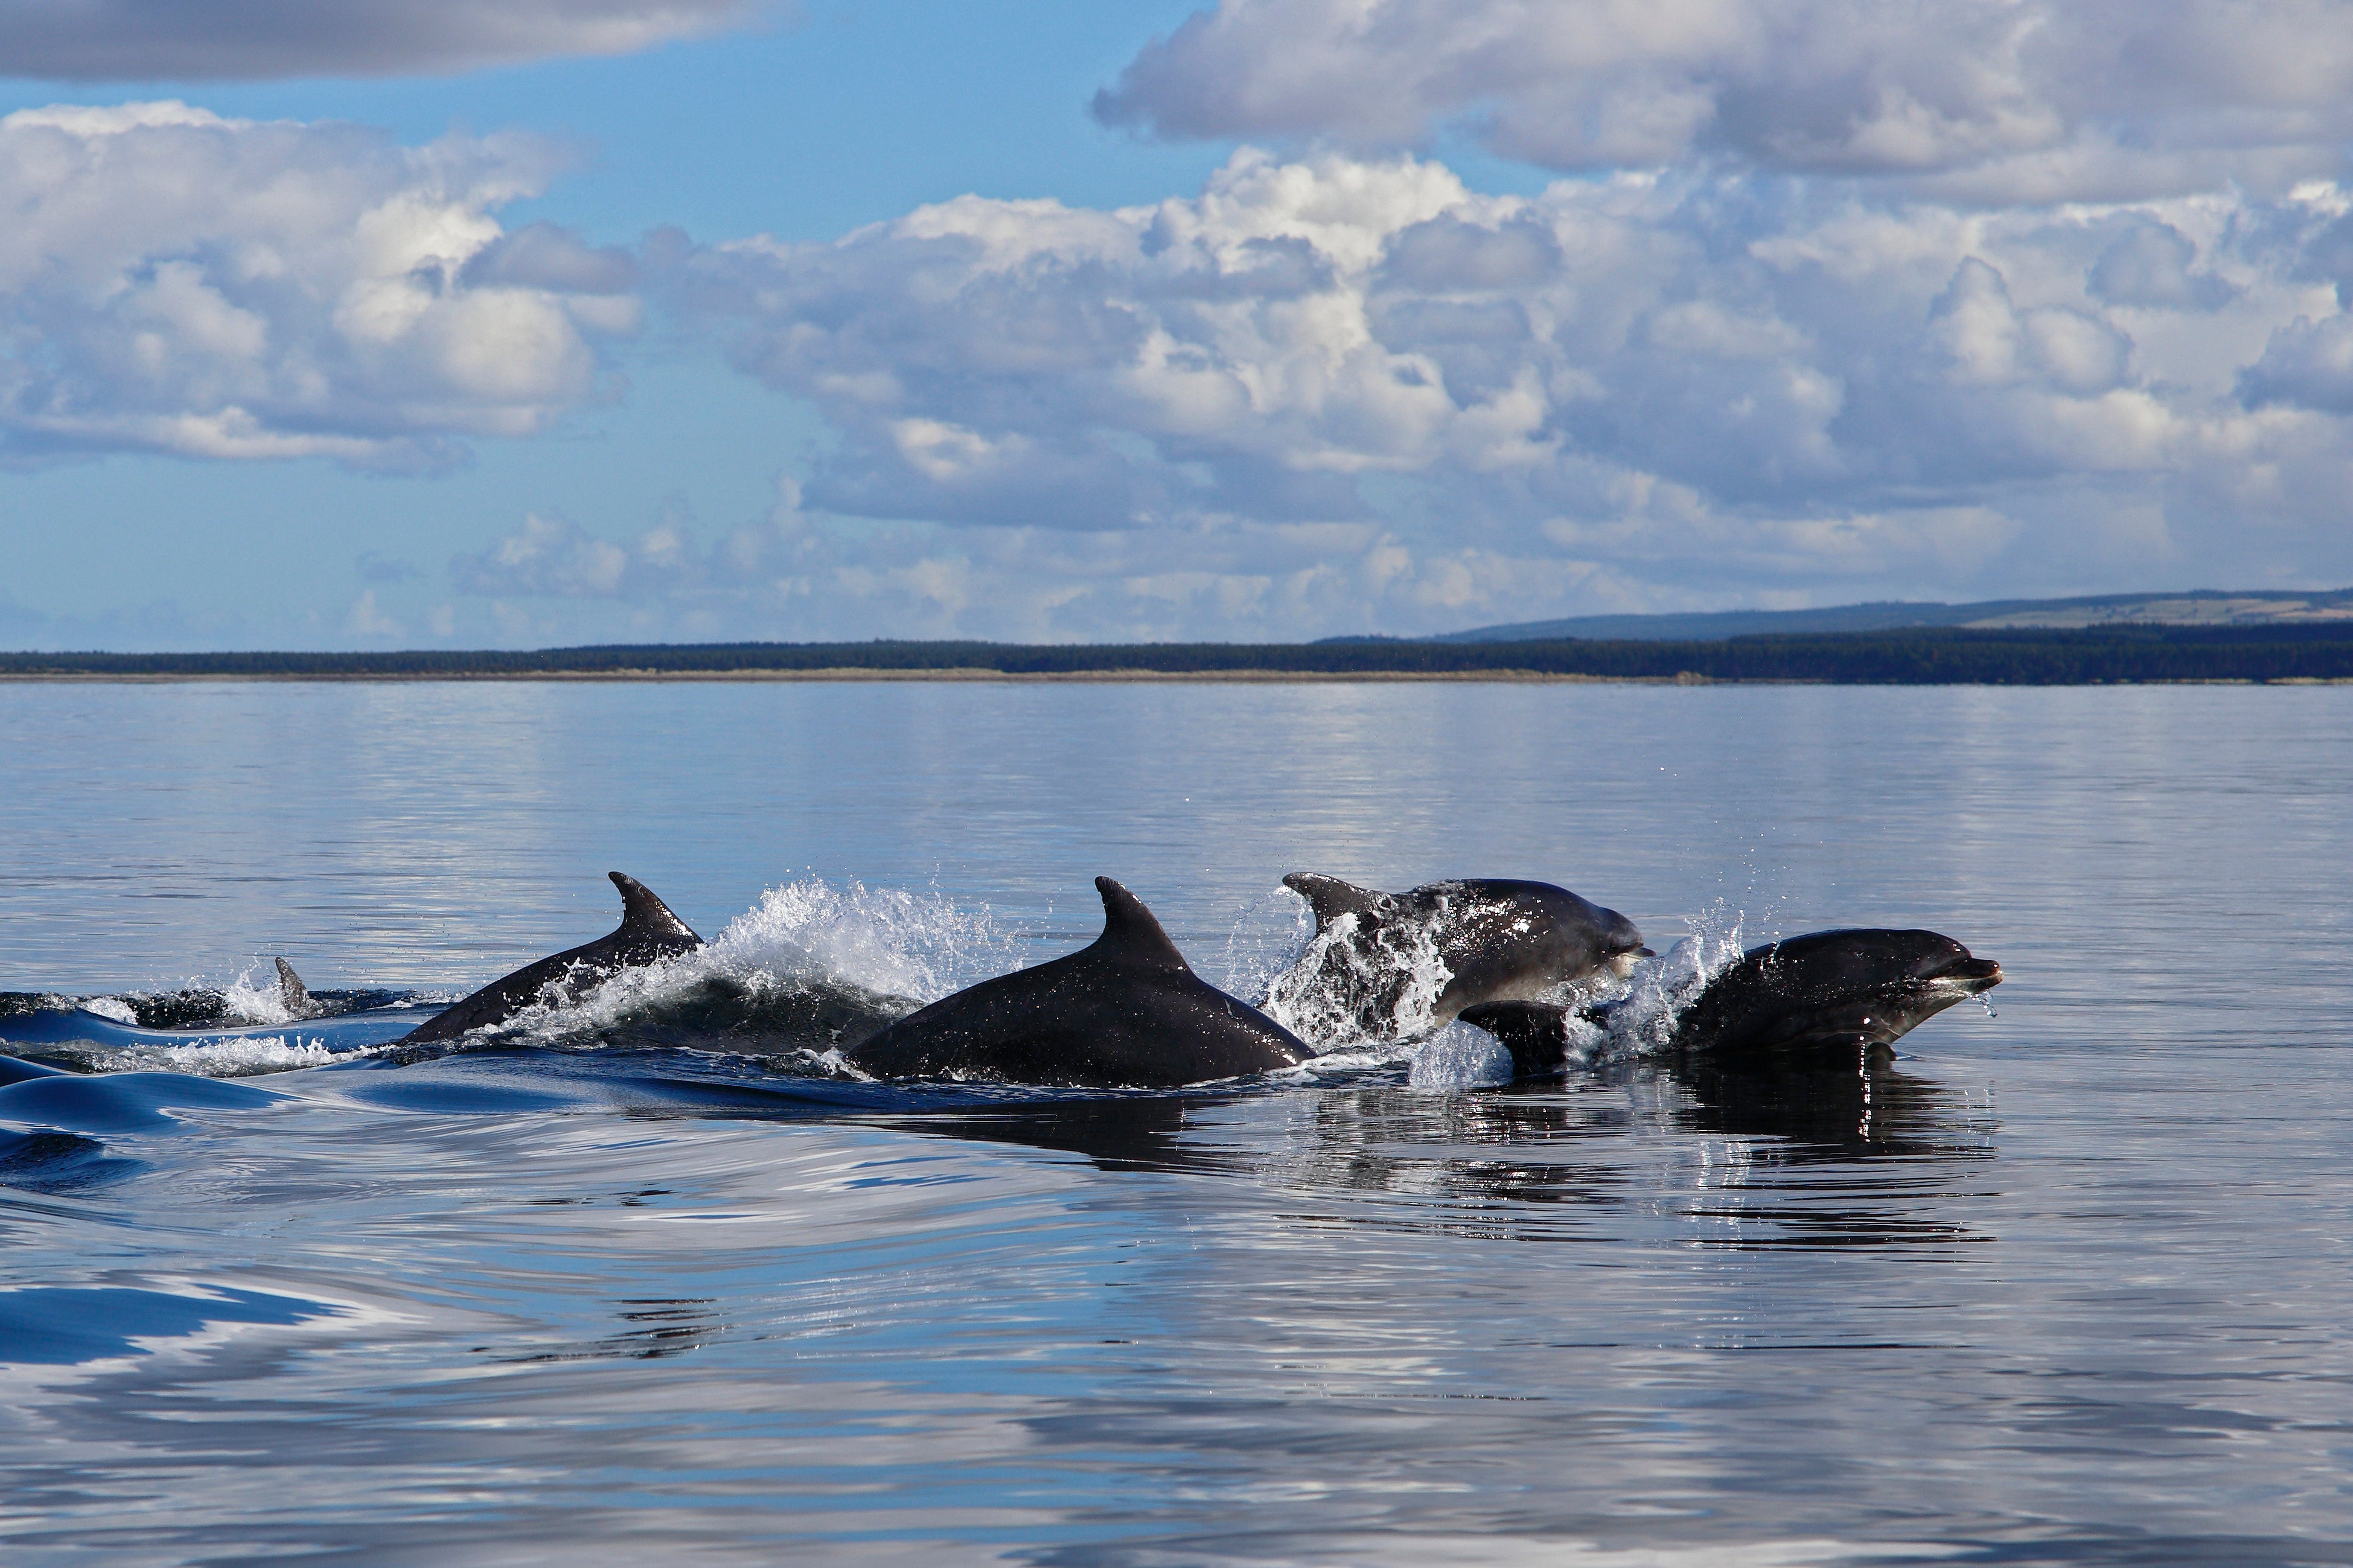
top-left (1946, 956), bottom-right (2002, 991)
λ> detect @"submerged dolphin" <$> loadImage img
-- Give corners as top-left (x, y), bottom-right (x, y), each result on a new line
top-left (1269, 873), bottom-right (1650, 1041)
top-left (844, 878), bottom-right (1311, 1088)
top-left (1462, 928), bottom-right (2003, 1080)
top-left (400, 872), bottom-right (704, 1045)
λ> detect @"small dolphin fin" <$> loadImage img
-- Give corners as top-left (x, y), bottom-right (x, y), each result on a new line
top-left (608, 872), bottom-right (704, 947)
top-left (1281, 873), bottom-right (1384, 932)
top-left (274, 957), bottom-right (313, 1016)
top-left (1091, 877), bottom-right (1192, 973)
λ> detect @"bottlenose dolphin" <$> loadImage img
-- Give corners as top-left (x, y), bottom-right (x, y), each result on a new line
top-left (400, 872), bottom-right (704, 1045)
top-left (1462, 928), bottom-right (2003, 1079)
top-left (844, 878), bottom-right (1311, 1088)
top-left (1268, 873), bottom-right (1650, 1042)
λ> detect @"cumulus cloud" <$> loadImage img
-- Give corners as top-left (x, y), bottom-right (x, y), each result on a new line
top-left (2239, 314), bottom-right (2353, 412)
top-left (652, 147), bottom-right (2353, 634)
top-left (0, 0), bottom-right (762, 81)
top-left (0, 101), bottom-right (636, 468)
top-left (1095, 0), bottom-right (2353, 203)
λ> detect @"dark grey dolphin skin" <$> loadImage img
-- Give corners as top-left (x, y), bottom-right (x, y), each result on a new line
top-left (844, 878), bottom-right (1311, 1088)
top-left (1274, 873), bottom-right (1650, 1036)
top-left (273, 958), bottom-right (324, 1019)
top-left (400, 872), bottom-right (704, 1045)
top-left (1463, 928), bottom-right (2003, 1079)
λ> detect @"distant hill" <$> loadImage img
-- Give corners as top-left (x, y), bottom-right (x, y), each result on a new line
top-left (1434, 588), bottom-right (2353, 643)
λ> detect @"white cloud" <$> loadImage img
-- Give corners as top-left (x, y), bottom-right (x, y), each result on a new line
top-left (0, 0), bottom-right (764, 81)
top-left (1094, 0), bottom-right (2353, 204)
top-left (657, 148), bottom-right (2353, 634)
top-left (0, 102), bottom-right (635, 469)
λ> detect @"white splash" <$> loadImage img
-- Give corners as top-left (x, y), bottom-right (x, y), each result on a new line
top-left (708, 877), bottom-right (1025, 1002)
top-left (1259, 907), bottom-right (1454, 1053)
top-left (1589, 899), bottom-right (1754, 1059)
top-left (217, 963), bottom-right (299, 1025)
top-left (467, 876), bottom-right (1027, 1042)
top-left (85, 1035), bottom-right (339, 1077)
top-left (1405, 1022), bottom-right (1518, 1091)
top-left (77, 996), bottom-right (138, 1024)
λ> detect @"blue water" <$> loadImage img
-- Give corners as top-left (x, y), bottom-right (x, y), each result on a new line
top-left (2, 680), bottom-right (2349, 1564)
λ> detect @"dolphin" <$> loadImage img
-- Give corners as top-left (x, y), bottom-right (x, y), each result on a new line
top-left (1268, 873), bottom-right (1650, 1042)
top-left (273, 958), bottom-right (327, 1019)
top-left (400, 872), bottom-right (704, 1045)
top-left (843, 878), bottom-right (1311, 1088)
top-left (1461, 928), bottom-right (2003, 1080)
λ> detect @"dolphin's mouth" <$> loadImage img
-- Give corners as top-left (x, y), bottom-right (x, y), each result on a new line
top-left (1922, 956), bottom-right (2003, 995)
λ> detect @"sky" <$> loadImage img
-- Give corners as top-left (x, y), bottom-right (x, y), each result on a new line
top-left (4, 1), bottom-right (2352, 649)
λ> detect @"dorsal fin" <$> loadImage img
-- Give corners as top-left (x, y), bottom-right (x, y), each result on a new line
top-left (1281, 872), bottom-right (1385, 932)
top-left (275, 957), bottom-right (312, 1015)
top-left (608, 872), bottom-right (703, 945)
top-left (1090, 876), bottom-right (1191, 973)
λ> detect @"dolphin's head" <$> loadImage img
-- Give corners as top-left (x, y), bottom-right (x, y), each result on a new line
top-left (1693, 928), bottom-right (2002, 1054)
top-left (1595, 905), bottom-right (1654, 977)
top-left (1758, 929), bottom-right (2002, 1000)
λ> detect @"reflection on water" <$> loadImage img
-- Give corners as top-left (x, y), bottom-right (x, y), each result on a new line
top-left (4, 681), bottom-right (2351, 1563)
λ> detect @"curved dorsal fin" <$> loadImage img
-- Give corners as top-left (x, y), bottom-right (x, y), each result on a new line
top-left (1281, 872), bottom-right (1385, 932)
top-left (608, 871), bottom-right (703, 945)
top-left (1090, 876), bottom-right (1191, 973)
top-left (275, 957), bottom-right (312, 1014)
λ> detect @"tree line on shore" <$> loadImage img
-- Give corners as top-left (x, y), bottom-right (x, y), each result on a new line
top-left (5, 623), bottom-right (2352, 683)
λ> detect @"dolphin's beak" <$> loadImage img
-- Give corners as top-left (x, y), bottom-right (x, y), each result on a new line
top-left (1933, 956), bottom-right (2003, 992)
top-left (1635, 946), bottom-right (1656, 959)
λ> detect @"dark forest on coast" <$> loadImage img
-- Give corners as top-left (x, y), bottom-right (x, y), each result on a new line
top-left (7, 622), bottom-right (2353, 683)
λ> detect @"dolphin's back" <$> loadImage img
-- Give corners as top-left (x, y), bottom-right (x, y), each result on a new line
top-left (846, 877), bottom-right (1310, 1088)
top-left (400, 872), bottom-right (704, 1045)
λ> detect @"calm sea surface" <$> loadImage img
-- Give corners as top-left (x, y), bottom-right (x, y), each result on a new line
top-left (1, 679), bottom-right (2348, 1565)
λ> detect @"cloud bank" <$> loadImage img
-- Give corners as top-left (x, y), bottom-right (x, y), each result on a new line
top-left (0, 0), bottom-right (761, 81)
top-left (0, 101), bottom-right (637, 469)
top-left (15, 2), bottom-right (2353, 644)
top-left (633, 146), bottom-right (2353, 637)
top-left (1096, 0), bottom-right (2353, 203)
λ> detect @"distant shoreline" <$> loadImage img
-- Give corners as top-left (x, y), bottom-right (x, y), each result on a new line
top-left (5, 669), bottom-right (2351, 686)
top-left (0, 667), bottom-right (1694, 685)
top-left (7, 624), bottom-right (2353, 685)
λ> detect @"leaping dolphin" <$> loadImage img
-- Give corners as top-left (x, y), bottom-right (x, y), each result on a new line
top-left (399, 872), bottom-right (705, 1045)
top-left (844, 878), bottom-right (1311, 1088)
top-left (1462, 928), bottom-right (2003, 1080)
top-left (1269, 873), bottom-right (1650, 1042)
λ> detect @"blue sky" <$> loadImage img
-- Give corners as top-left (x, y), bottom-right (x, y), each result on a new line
top-left (4, 1), bottom-right (2352, 649)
